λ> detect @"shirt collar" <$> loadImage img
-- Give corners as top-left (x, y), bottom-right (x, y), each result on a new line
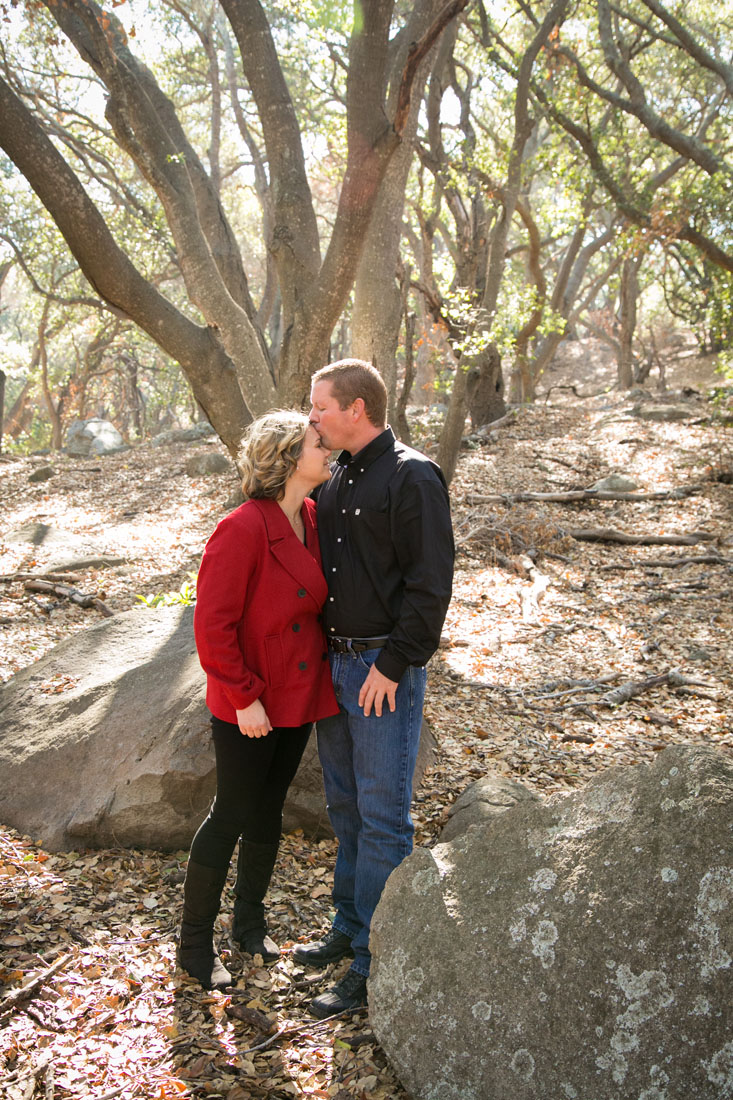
top-left (336, 426), bottom-right (395, 470)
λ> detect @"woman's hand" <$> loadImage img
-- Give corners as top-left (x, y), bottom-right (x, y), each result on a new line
top-left (235, 700), bottom-right (273, 738)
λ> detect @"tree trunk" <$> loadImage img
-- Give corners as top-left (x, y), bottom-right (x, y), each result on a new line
top-left (437, 350), bottom-right (468, 483)
top-left (395, 308), bottom-right (416, 444)
top-left (618, 255), bottom-right (640, 389)
top-left (352, 0), bottom-right (447, 421)
top-left (467, 343), bottom-right (505, 428)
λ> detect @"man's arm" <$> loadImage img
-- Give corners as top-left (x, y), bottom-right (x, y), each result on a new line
top-left (374, 473), bottom-right (454, 683)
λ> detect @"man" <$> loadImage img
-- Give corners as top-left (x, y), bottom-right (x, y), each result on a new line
top-left (294, 359), bottom-right (454, 1018)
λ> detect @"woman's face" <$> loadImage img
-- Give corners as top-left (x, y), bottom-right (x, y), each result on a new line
top-left (295, 424), bottom-right (332, 487)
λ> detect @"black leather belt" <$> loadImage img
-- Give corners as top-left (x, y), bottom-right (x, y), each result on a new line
top-left (328, 635), bottom-right (389, 654)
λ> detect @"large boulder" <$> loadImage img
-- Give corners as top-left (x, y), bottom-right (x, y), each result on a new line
top-left (439, 774), bottom-right (540, 843)
top-left (4, 521), bottom-right (126, 573)
top-left (0, 606), bottom-right (212, 851)
top-left (185, 451), bottom-right (232, 477)
top-left (0, 606), bottom-right (435, 851)
top-left (66, 418), bottom-right (127, 456)
top-left (151, 423), bottom-right (216, 446)
top-left (369, 746), bottom-right (733, 1100)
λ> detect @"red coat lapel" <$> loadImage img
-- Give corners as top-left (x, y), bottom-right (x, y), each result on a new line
top-left (251, 499), bottom-right (328, 606)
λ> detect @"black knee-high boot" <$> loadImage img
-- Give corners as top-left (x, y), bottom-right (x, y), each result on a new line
top-left (178, 860), bottom-right (232, 990)
top-left (232, 839), bottom-right (281, 962)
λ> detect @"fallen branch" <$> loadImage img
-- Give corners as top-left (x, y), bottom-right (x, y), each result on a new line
top-left (599, 669), bottom-right (711, 707)
top-left (599, 554), bottom-right (731, 570)
top-left (1, 1052), bottom-right (53, 1089)
top-left (0, 952), bottom-right (73, 1019)
top-left (466, 486), bottom-right (699, 504)
top-left (0, 570), bottom-right (82, 583)
top-left (564, 528), bottom-right (716, 546)
top-left (23, 579), bottom-right (113, 617)
top-left (239, 1005), bottom-right (367, 1055)
top-left (470, 408), bottom-right (519, 434)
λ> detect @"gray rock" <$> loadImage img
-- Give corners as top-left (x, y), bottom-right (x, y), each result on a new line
top-left (6, 522), bottom-right (68, 548)
top-left (369, 746), bottom-right (733, 1100)
top-left (151, 423), bottom-right (216, 446)
top-left (28, 465), bottom-right (56, 483)
top-left (590, 474), bottom-right (638, 493)
top-left (43, 556), bottom-right (128, 573)
top-left (66, 418), bottom-right (125, 456)
top-left (0, 605), bottom-right (435, 851)
top-left (440, 774), bottom-right (540, 843)
top-left (4, 523), bottom-right (125, 573)
top-left (632, 404), bottom-right (698, 422)
top-left (0, 605), bottom-right (213, 852)
top-left (185, 452), bottom-right (232, 477)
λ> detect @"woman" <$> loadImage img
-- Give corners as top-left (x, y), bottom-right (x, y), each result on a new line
top-left (179, 410), bottom-right (337, 990)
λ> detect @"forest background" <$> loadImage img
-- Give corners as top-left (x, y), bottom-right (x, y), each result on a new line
top-left (0, 1), bottom-right (732, 1098)
top-left (1, 0), bottom-right (732, 473)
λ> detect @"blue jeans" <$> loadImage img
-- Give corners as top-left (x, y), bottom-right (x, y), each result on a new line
top-left (316, 648), bottom-right (427, 976)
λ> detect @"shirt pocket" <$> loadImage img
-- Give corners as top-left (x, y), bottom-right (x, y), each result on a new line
top-left (264, 633), bottom-right (286, 688)
top-left (350, 508), bottom-right (393, 571)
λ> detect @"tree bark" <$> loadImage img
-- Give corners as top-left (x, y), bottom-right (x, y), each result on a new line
top-left (437, 0), bottom-right (570, 479)
top-left (0, 369), bottom-right (5, 454)
top-left (0, 71), bottom-right (252, 456)
top-left (352, 0), bottom-right (449, 420)
top-left (618, 254), bottom-right (641, 389)
top-left (466, 344), bottom-right (506, 428)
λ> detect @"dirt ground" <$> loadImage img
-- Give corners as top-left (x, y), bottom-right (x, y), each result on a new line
top-left (1, 340), bottom-right (731, 1099)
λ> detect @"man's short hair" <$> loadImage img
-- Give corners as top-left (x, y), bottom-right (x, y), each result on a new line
top-left (312, 359), bottom-right (387, 428)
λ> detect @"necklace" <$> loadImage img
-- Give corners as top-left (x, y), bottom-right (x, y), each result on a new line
top-left (284, 508), bottom-right (305, 542)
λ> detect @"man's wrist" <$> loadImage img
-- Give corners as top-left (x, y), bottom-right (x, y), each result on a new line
top-left (374, 650), bottom-right (405, 683)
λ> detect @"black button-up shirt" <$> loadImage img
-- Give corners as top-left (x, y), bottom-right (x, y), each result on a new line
top-left (315, 427), bottom-right (454, 682)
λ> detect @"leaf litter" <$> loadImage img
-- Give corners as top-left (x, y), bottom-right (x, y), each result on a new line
top-left (1, 350), bottom-right (732, 1098)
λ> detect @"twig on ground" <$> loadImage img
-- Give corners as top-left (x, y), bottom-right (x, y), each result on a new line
top-left (563, 528), bottom-right (715, 546)
top-left (239, 1006), bottom-right (368, 1055)
top-left (1, 1052), bottom-right (53, 1088)
top-left (0, 952), bottom-right (74, 1019)
top-left (600, 669), bottom-right (712, 707)
top-left (466, 487), bottom-right (699, 504)
top-left (23, 579), bottom-right (113, 617)
top-left (599, 554), bottom-right (730, 570)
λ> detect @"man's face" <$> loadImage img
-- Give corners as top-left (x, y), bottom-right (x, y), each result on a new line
top-left (309, 380), bottom-right (354, 451)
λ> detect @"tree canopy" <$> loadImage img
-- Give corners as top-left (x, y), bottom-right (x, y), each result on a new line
top-left (1, 0), bottom-right (731, 471)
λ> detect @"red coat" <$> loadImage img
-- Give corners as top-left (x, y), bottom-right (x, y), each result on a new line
top-left (194, 497), bottom-right (338, 727)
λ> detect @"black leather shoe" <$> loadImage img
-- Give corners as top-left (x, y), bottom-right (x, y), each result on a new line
top-left (292, 928), bottom-right (354, 967)
top-left (308, 967), bottom-right (368, 1018)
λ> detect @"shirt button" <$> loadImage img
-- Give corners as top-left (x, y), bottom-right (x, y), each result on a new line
top-left (337, 537), bottom-right (342, 542)
top-left (292, 623), bottom-right (301, 632)
top-left (342, 509), bottom-right (346, 514)
top-left (297, 588), bottom-right (306, 597)
top-left (332, 567), bottom-right (336, 572)
top-left (298, 661), bottom-right (307, 670)
top-left (348, 479), bottom-right (353, 484)
top-left (330, 627), bottom-right (335, 632)
top-left (329, 597), bottom-right (334, 602)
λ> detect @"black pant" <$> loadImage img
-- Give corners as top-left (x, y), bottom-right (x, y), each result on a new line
top-left (189, 716), bottom-right (312, 870)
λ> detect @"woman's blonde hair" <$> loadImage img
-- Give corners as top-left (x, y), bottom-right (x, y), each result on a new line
top-left (239, 410), bottom-right (309, 500)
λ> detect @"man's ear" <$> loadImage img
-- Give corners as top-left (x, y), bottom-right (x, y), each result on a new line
top-left (351, 397), bottom-right (366, 421)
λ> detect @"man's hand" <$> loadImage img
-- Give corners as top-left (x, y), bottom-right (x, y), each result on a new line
top-left (358, 664), bottom-right (399, 717)
top-left (235, 699), bottom-right (272, 738)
